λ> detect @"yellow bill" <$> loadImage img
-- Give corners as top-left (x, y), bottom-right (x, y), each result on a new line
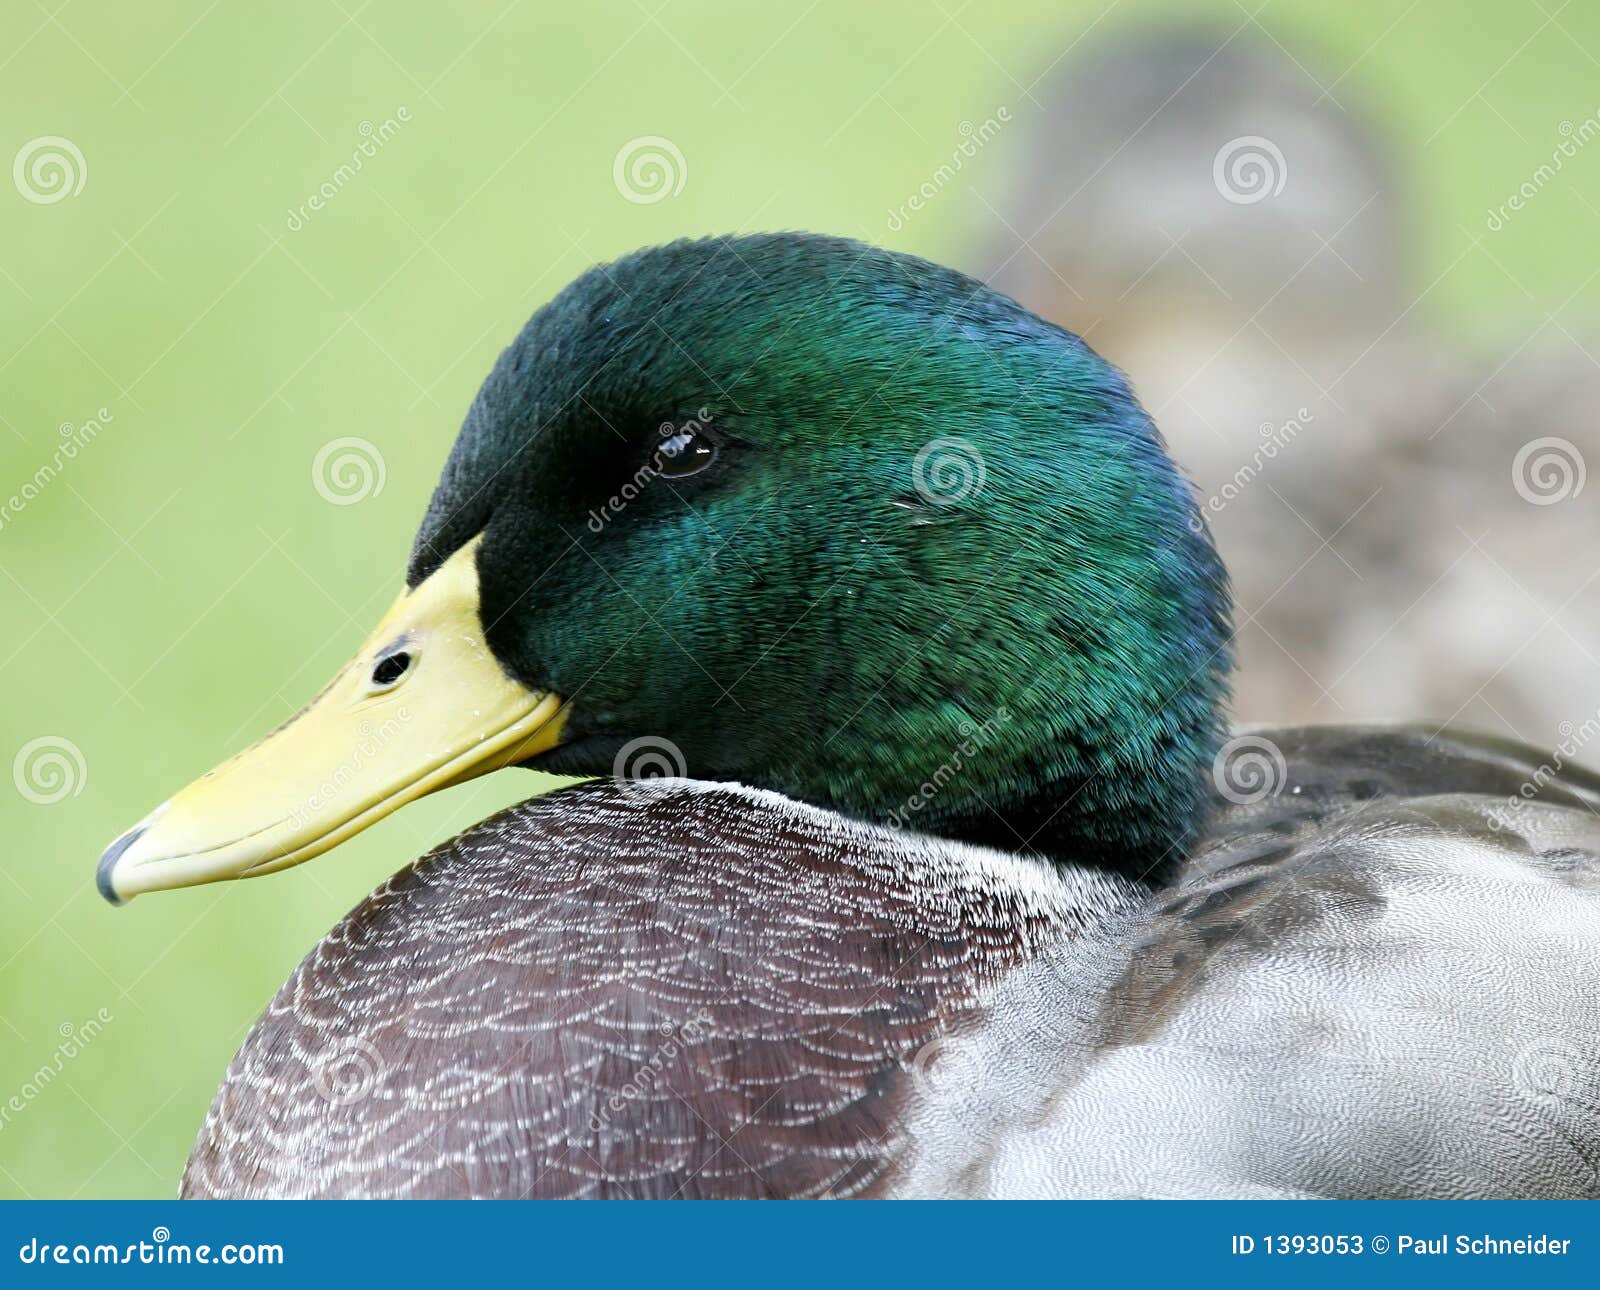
top-left (96, 536), bottom-right (566, 904)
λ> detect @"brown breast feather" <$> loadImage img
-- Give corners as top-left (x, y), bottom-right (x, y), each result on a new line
top-left (180, 781), bottom-right (1086, 1199)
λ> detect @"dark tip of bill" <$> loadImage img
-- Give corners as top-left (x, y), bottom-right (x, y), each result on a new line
top-left (95, 827), bottom-right (145, 907)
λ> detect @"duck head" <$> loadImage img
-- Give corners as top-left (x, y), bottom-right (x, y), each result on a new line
top-left (98, 233), bottom-right (1231, 903)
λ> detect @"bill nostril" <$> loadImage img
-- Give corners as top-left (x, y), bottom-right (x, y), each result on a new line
top-left (371, 650), bottom-right (413, 689)
top-left (96, 826), bottom-right (146, 907)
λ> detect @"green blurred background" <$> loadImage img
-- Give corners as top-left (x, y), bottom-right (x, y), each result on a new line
top-left (3, 0), bottom-right (1599, 1198)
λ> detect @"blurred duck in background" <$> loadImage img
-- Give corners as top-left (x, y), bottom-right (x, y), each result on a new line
top-left (977, 24), bottom-right (1600, 744)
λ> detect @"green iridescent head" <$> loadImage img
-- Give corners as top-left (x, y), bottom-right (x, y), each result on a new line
top-left (421, 233), bottom-right (1232, 873)
top-left (99, 233), bottom-right (1231, 905)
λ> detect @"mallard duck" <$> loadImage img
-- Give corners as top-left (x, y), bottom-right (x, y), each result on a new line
top-left (98, 234), bottom-right (1600, 1199)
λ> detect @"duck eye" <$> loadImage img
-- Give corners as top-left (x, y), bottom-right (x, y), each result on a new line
top-left (370, 651), bottom-right (412, 689)
top-left (654, 430), bottom-right (717, 479)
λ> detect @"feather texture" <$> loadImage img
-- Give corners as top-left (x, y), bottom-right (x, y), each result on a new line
top-left (184, 727), bottom-right (1600, 1199)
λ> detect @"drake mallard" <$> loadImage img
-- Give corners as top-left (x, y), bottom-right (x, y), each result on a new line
top-left (98, 234), bottom-right (1600, 1199)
